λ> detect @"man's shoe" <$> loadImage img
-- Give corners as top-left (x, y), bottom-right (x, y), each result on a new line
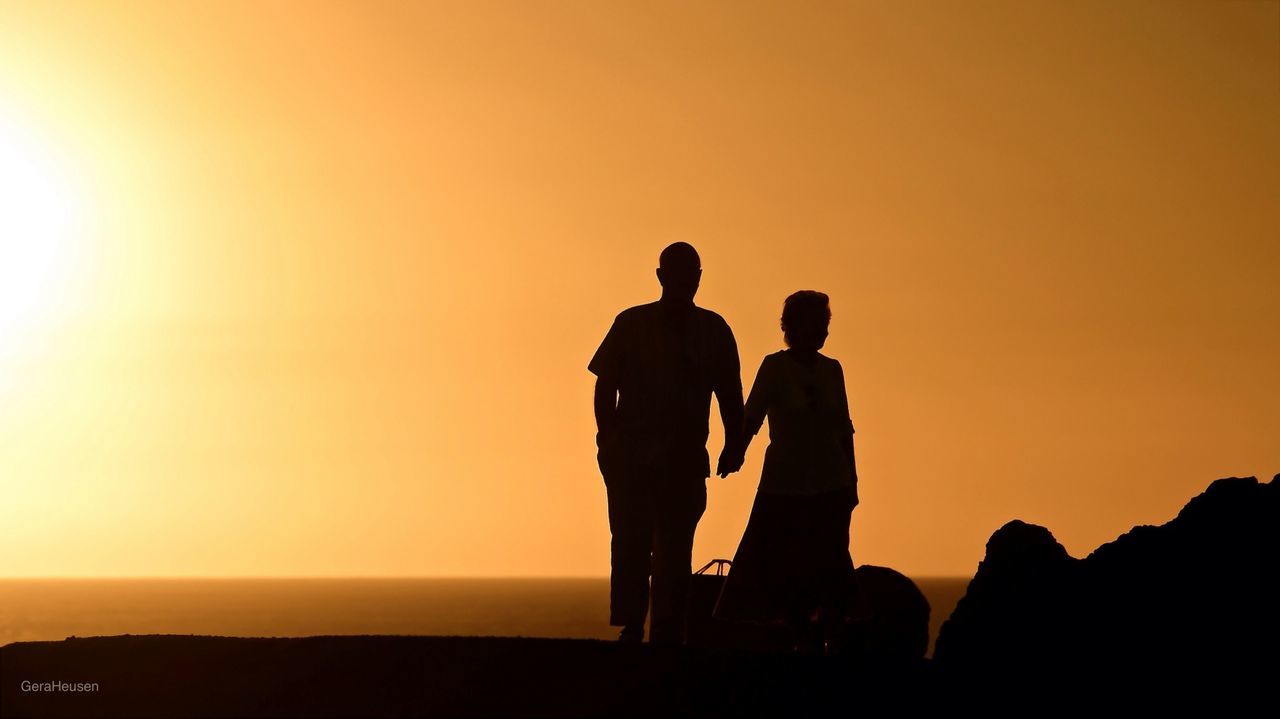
top-left (617, 625), bottom-right (644, 643)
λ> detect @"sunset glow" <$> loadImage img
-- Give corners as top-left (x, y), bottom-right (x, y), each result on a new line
top-left (0, 0), bottom-right (1275, 580)
top-left (0, 108), bottom-right (82, 352)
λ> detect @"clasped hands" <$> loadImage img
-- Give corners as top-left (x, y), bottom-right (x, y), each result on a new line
top-left (715, 439), bottom-right (746, 479)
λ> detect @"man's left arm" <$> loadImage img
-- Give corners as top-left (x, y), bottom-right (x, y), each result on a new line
top-left (714, 321), bottom-right (746, 478)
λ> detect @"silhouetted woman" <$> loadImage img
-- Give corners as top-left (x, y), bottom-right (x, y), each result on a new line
top-left (712, 290), bottom-right (859, 653)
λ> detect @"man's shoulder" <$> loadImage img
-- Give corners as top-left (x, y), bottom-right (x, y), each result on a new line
top-left (614, 302), bottom-right (733, 338)
top-left (692, 305), bottom-right (733, 332)
top-left (615, 301), bottom-right (660, 322)
top-left (616, 302), bottom-right (730, 325)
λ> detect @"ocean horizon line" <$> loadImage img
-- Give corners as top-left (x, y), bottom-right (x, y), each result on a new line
top-left (0, 574), bottom-right (973, 581)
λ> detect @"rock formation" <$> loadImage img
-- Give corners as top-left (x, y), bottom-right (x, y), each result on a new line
top-left (843, 564), bottom-right (931, 663)
top-left (935, 475), bottom-right (1279, 690)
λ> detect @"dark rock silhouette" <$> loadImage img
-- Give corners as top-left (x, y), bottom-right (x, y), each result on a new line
top-left (931, 520), bottom-right (1082, 667)
top-left (839, 565), bottom-right (930, 664)
top-left (935, 475), bottom-right (1279, 696)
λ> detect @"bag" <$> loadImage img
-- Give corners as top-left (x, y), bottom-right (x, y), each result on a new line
top-left (686, 559), bottom-right (791, 651)
top-left (685, 559), bottom-right (733, 648)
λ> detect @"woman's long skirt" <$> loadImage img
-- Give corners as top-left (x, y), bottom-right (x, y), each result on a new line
top-left (713, 486), bottom-right (858, 625)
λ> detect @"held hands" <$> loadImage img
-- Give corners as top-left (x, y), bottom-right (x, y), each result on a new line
top-left (716, 441), bottom-right (746, 479)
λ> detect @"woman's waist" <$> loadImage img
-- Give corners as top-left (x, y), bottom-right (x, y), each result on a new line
top-left (760, 449), bottom-right (851, 483)
top-left (765, 425), bottom-right (848, 443)
top-left (762, 438), bottom-right (850, 459)
top-left (756, 470), bottom-right (853, 496)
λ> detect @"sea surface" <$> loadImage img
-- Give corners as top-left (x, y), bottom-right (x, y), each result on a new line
top-left (0, 577), bottom-right (969, 656)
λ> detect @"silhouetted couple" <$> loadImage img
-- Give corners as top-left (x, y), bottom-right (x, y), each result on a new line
top-left (589, 242), bottom-right (859, 650)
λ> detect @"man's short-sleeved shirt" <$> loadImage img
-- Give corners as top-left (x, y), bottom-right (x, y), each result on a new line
top-left (589, 301), bottom-right (741, 475)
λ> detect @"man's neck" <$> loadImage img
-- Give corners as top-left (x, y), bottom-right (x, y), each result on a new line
top-left (657, 295), bottom-right (695, 312)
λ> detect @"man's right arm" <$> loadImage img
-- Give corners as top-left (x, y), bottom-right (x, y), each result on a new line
top-left (588, 312), bottom-right (626, 452)
top-left (593, 376), bottom-right (619, 446)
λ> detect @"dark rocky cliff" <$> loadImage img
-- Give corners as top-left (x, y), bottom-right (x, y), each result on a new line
top-left (935, 475), bottom-right (1279, 693)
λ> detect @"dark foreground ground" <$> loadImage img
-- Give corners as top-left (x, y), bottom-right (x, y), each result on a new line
top-left (12, 479), bottom-right (1273, 716)
top-left (2, 634), bottom-right (939, 718)
top-left (2, 632), bottom-right (1269, 717)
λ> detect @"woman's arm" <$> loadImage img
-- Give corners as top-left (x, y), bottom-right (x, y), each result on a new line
top-left (741, 355), bottom-right (775, 456)
top-left (842, 433), bottom-right (859, 508)
top-left (835, 360), bottom-right (858, 507)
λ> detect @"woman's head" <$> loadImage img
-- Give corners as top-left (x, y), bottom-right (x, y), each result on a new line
top-left (781, 290), bottom-right (831, 352)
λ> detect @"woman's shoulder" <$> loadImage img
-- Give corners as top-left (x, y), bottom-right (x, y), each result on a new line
top-left (817, 352), bottom-right (846, 377)
top-left (760, 350), bottom-right (788, 367)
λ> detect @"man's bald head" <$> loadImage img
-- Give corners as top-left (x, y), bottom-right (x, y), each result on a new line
top-left (659, 242), bottom-right (701, 272)
top-left (656, 242), bottom-right (702, 306)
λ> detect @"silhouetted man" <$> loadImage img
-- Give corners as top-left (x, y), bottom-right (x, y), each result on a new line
top-left (589, 242), bottom-right (746, 644)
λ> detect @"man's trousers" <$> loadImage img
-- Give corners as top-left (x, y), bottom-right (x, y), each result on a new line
top-left (603, 462), bottom-right (708, 645)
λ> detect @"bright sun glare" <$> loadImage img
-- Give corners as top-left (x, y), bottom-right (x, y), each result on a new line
top-left (0, 108), bottom-right (82, 351)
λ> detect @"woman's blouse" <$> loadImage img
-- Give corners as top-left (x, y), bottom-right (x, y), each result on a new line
top-left (745, 350), bottom-right (855, 496)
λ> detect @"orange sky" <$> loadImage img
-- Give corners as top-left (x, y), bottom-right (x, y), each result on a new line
top-left (0, 0), bottom-right (1276, 578)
